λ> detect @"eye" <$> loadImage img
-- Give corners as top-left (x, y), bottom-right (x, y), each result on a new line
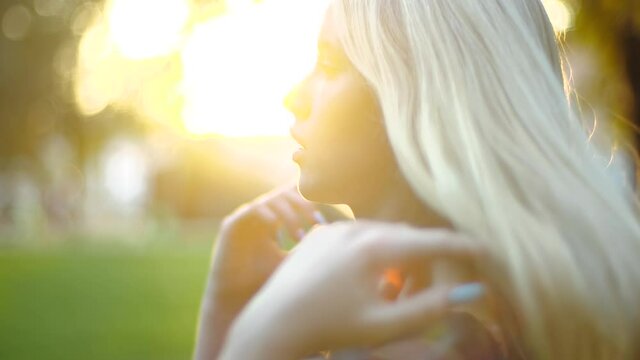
top-left (316, 54), bottom-right (344, 77)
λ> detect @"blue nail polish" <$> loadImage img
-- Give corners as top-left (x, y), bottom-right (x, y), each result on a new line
top-left (448, 283), bottom-right (485, 305)
top-left (313, 211), bottom-right (327, 224)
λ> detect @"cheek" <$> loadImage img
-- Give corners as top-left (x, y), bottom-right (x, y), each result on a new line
top-left (310, 84), bottom-right (382, 148)
top-left (308, 107), bottom-right (388, 175)
top-left (299, 117), bottom-right (396, 199)
top-left (296, 76), bottom-right (398, 201)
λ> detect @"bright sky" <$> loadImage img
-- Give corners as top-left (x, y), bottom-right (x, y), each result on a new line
top-left (73, 0), bottom-right (573, 138)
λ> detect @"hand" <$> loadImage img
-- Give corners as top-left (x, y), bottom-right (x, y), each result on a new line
top-left (222, 221), bottom-right (485, 359)
top-left (194, 185), bottom-right (320, 360)
top-left (206, 184), bottom-right (320, 310)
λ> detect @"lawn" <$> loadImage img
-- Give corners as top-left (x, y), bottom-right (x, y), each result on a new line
top-left (0, 244), bottom-right (212, 360)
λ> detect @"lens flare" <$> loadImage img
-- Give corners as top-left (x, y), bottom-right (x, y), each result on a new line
top-left (180, 0), bottom-right (329, 137)
top-left (107, 0), bottom-right (189, 59)
top-left (542, 0), bottom-right (574, 33)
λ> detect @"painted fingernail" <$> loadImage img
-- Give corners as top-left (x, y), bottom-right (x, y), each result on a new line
top-left (313, 211), bottom-right (327, 224)
top-left (448, 283), bottom-right (485, 305)
top-left (296, 229), bottom-right (306, 240)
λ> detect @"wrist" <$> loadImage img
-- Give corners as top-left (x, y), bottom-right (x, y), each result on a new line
top-left (203, 273), bottom-right (252, 311)
top-left (194, 292), bottom-right (246, 360)
top-left (220, 304), bottom-right (305, 360)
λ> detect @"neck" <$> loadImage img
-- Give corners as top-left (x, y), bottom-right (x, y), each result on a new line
top-left (348, 180), bottom-right (452, 229)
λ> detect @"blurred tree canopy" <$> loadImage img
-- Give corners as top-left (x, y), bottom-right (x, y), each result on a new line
top-left (0, 0), bottom-right (636, 165)
top-left (0, 0), bottom-right (145, 173)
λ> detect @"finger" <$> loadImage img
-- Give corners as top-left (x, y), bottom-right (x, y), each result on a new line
top-left (267, 199), bottom-right (306, 241)
top-left (369, 229), bottom-right (483, 269)
top-left (252, 205), bottom-right (280, 235)
top-left (398, 263), bottom-right (431, 298)
top-left (223, 202), bottom-right (280, 235)
top-left (369, 285), bottom-right (451, 340)
top-left (284, 189), bottom-right (328, 227)
top-left (371, 282), bottom-right (486, 339)
top-left (397, 275), bottom-right (414, 299)
top-left (282, 188), bottom-right (317, 227)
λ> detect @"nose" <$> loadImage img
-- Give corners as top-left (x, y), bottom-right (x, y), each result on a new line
top-left (283, 79), bottom-right (311, 122)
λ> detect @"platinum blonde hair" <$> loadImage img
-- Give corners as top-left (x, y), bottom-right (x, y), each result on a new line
top-left (332, 0), bottom-right (640, 358)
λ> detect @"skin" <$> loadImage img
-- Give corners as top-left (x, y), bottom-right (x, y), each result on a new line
top-left (193, 185), bottom-right (319, 360)
top-left (194, 7), bottom-right (488, 360)
top-left (220, 223), bottom-right (482, 359)
top-left (288, 10), bottom-right (450, 227)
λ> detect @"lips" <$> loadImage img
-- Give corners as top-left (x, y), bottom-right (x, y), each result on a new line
top-left (290, 128), bottom-right (307, 148)
top-left (290, 128), bottom-right (307, 163)
top-left (292, 148), bottom-right (305, 163)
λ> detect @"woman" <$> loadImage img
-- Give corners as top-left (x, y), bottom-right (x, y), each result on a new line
top-left (195, 0), bottom-right (640, 359)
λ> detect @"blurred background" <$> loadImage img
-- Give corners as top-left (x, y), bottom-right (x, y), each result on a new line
top-left (0, 0), bottom-right (637, 359)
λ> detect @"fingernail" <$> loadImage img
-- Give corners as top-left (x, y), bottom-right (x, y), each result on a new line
top-left (313, 211), bottom-right (327, 224)
top-left (296, 229), bottom-right (306, 240)
top-left (448, 283), bottom-right (485, 305)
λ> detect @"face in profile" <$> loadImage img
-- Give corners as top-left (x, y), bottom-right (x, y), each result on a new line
top-left (286, 8), bottom-right (401, 207)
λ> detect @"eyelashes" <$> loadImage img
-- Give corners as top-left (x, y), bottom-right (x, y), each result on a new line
top-left (316, 60), bottom-right (343, 76)
top-left (315, 51), bottom-right (349, 77)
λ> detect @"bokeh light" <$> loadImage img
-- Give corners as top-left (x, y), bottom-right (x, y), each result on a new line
top-left (33, 0), bottom-right (66, 17)
top-left (101, 139), bottom-right (149, 211)
top-left (107, 0), bottom-right (189, 60)
top-left (181, 0), bottom-right (328, 136)
top-left (2, 5), bottom-right (33, 41)
top-left (543, 0), bottom-right (575, 33)
top-left (73, 0), bottom-right (329, 137)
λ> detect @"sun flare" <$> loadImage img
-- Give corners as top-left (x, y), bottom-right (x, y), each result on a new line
top-left (181, 0), bottom-right (329, 137)
top-left (108, 0), bottom-right (189, 59)
top-left (542, 0), bottom-right (574, 33)
top-left (75, 0), bottom-right (329, 137)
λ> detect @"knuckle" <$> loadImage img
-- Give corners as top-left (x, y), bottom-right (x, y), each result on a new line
top-left (221, 203), bottom-right (276, 232)
top-left (353, 234), bottom-right (385, 261)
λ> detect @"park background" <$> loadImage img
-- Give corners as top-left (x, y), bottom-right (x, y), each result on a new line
top-left (0, 0), bottom-right (638, 359)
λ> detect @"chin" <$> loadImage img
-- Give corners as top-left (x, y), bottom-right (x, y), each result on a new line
top-left (297, 174), bottom-right (346, 205)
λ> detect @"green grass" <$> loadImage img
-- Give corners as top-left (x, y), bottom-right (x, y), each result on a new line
top-left (0, 245), bottom-right (212, 360)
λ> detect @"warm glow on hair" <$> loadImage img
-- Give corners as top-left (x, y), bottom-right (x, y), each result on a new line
top-left (333, 0), bottom-right (640, 358)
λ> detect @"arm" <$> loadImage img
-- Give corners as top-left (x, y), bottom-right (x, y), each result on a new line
top-left (193, 185), bottom-right (318, 360)
top-left (219, 222), bottom-right (487, 359)
top-left (193, 279), bottom-right (246, 360)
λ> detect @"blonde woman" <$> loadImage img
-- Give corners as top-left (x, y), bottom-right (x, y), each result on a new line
top-left (194, 0), bottom-right (640, 359)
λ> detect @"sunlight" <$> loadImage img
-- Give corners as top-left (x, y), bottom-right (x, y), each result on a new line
top-left (542, 0), bottom-right (574, 33)
top-left (101, 138), bottom-right (149, 209)
top-left (107, 0), bottom-right (189, 59)
top-left (75, 0), bottom-right (330, 137)
top-left (180, 0), bottom-right (329, 137)
top-left (74, 0), bottom-right (575, 137)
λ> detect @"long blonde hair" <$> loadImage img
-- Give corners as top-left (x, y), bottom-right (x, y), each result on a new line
top-left (332, 0), bottom-right (640, 358)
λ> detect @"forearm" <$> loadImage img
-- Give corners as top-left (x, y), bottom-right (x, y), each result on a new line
top-left (218, 318), bottom-right (300, 360)
top-left (193, 270), bottom-right (252, 360)
top-left (193, 296), bottom-right (242, 360)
